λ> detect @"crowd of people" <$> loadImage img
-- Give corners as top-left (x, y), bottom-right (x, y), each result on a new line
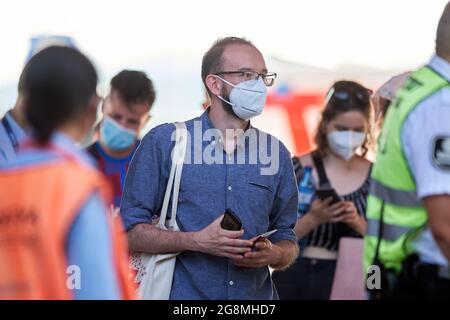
top-left (1, 3), bottom-right (450, 301)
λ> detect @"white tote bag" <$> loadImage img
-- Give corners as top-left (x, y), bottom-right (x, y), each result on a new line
top-left (130, 122), bottom-right (188, 300)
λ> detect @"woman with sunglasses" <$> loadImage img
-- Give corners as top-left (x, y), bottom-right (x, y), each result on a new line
top-left (272, 80), bottom-right (373, 300)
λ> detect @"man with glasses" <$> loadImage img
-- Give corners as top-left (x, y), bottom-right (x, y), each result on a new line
top-left (121, 37), bottom-right (299, 299)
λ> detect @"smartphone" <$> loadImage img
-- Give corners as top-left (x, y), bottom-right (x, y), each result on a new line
top-left (221, 208), bottom-right (242, 231)
top-left (315, 188), bottom-right (342, 205)
top-left (252, 229), bottom-right (278, 248)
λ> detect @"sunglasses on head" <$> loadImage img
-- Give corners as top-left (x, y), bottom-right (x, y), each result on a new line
top-left (324, 86), bottom-right (373, 106)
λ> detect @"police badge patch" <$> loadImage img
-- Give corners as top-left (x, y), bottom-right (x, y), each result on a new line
top-left (432, 136), bottom-right (450, 170)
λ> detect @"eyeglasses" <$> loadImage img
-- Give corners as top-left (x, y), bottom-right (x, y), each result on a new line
top-left (215, 70), bottom-right (277, 87)
top-left (324, 86), bottom-right (373, 106)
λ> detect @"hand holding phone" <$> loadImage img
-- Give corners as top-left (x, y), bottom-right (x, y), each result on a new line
top-left (309, 196), bottom-right (347, 225)
top-left (315, 188), bottom-right (342, 205)
top-left (221, 208), bottom-right (242, 231)
top-left (252, 229), bottom-right (277, 249)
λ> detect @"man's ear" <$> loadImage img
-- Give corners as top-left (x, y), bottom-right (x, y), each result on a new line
top-left (86, 95), bottom-right (100, 125)
top-left (135, 113), bottom-right (151, 134)
top-left (205, 74), bottom-right (221, 96)
top-left (101, 96), bottom-right (109, 112)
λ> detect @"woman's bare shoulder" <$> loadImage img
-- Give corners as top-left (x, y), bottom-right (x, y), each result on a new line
top-left (298, 152), bottom-right (314, 167)
top-left (358, 155), bottom-right (373, 166)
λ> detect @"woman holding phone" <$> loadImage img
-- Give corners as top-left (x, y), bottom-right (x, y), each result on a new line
top-left (272, 80), bottom-right (373, 300)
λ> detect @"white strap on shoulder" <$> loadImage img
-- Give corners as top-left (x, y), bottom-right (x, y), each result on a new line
top-left (158, 122), bottom-right (187, 228)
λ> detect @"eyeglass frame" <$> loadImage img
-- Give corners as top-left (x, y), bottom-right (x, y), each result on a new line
top-left (215, 70), bottom-right (277, 87)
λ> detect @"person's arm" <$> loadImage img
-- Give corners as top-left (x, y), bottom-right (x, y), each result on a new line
top-left (121, 126), bottom-right (253, 259)
top-left (66, 193), bottom-right (121, 300)
top-left (424, 195), bottom-right (450, 262)
top-left (128, 216), bottom-right (253, 260)
top-left (294, 212), bottom-right (320, 238)
top-left (292, 154), bottom-right (348, 238)
top-left (402, 95), bottom-right (450, 263)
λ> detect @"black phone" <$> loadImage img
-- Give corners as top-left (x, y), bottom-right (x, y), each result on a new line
top-left (221, 208), bottom-right (242, 231)
top-left (315, 188), bottom-right (342, 205)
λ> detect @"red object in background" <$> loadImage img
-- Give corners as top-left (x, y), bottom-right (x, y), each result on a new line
top-left (266, 93), bottom-right (324, 156)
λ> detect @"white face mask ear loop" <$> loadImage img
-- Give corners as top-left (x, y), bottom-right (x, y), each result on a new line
top-left (214, 74), bottom-right (236, 89)
top-left (217, 95), bottom-right (235, 107)
top-left (214, 75), bottom-right (235, 107)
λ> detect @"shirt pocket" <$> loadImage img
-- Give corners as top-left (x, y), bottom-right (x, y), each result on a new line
top-left (245, 177), bottom-right (275, 234)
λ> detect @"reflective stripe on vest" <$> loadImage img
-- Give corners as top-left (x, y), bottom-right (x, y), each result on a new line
top-left (369, 180), bottom-right (422, 208)
top-left (366, 218), bottom-right (414, 242)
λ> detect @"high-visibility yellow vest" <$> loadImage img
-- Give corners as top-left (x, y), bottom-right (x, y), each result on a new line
top-left (363, 66), bottom-right (449, 274)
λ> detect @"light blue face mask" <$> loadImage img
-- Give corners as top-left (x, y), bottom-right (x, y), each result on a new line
top-left (100, 115), bottom-right (137, 151)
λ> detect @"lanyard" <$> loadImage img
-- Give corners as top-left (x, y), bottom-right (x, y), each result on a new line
top-left (1, 112), bottom-right (19, 151)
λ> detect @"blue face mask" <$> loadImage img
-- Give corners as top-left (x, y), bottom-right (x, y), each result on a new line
top-left (100, 115), bottom-right (137, 151)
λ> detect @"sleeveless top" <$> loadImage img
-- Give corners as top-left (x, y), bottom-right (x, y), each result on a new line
top-left (293, 154), bottom-right (371, 252)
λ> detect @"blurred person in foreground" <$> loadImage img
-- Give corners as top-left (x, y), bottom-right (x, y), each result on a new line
top-left (0, 35), bottom-right (77, 165)
top-left (364, 2), bottom-right (450, 299)
top-left (0, 46), bottom-right (135, 299)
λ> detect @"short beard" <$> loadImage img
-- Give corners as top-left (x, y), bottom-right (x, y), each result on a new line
top-left (219, 86), bottom-right (239, 119)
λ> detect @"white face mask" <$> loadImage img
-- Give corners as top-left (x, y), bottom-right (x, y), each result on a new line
top-left (215, 75), bottom-right (267, 120)
top-left (327, 130), bottom-right (366, 161)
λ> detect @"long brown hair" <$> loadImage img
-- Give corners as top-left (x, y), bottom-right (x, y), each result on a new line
top-left (314, 80), bottom-right (373, 158)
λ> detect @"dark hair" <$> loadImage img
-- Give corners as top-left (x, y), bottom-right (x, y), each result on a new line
top-left (17, 70), bottom-right (26, 95)
top-left (110, 70), bottom-right (156, 110)
top-left (201, 37), bottom-right (255, 95)
top-left (436, 2), bottom-right (450, 57)
top-left (314, 80), bottom-right (373, 157)
top-left (23, 46), bottom-right (98, 144)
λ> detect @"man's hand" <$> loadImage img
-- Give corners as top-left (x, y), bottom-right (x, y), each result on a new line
top-left (192, 215), bottom-right (254, 260)
top-left (232, 238), bottom-right (283, 268)
top-left (425, 195), bottom-right (450, 263)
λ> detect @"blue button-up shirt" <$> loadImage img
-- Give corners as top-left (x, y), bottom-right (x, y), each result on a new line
top-left (121, 110), bottom-right (298, 300)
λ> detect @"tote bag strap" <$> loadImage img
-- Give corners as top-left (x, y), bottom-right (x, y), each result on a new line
top-left (157, 122), bottom-right (188, 229)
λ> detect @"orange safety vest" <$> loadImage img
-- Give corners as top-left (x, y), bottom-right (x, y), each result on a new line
top-left (0, 146), bottom-right (136, 300)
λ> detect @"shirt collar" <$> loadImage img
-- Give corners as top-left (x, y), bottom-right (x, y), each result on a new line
top-left (428, 54), bottom-right (450, 82)
top-left (200, 108), bottom-right (253, 150)
top-left (48, 131), bottom-right (97, 168)
top-left (5, 110), bottom-right (27, 142)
